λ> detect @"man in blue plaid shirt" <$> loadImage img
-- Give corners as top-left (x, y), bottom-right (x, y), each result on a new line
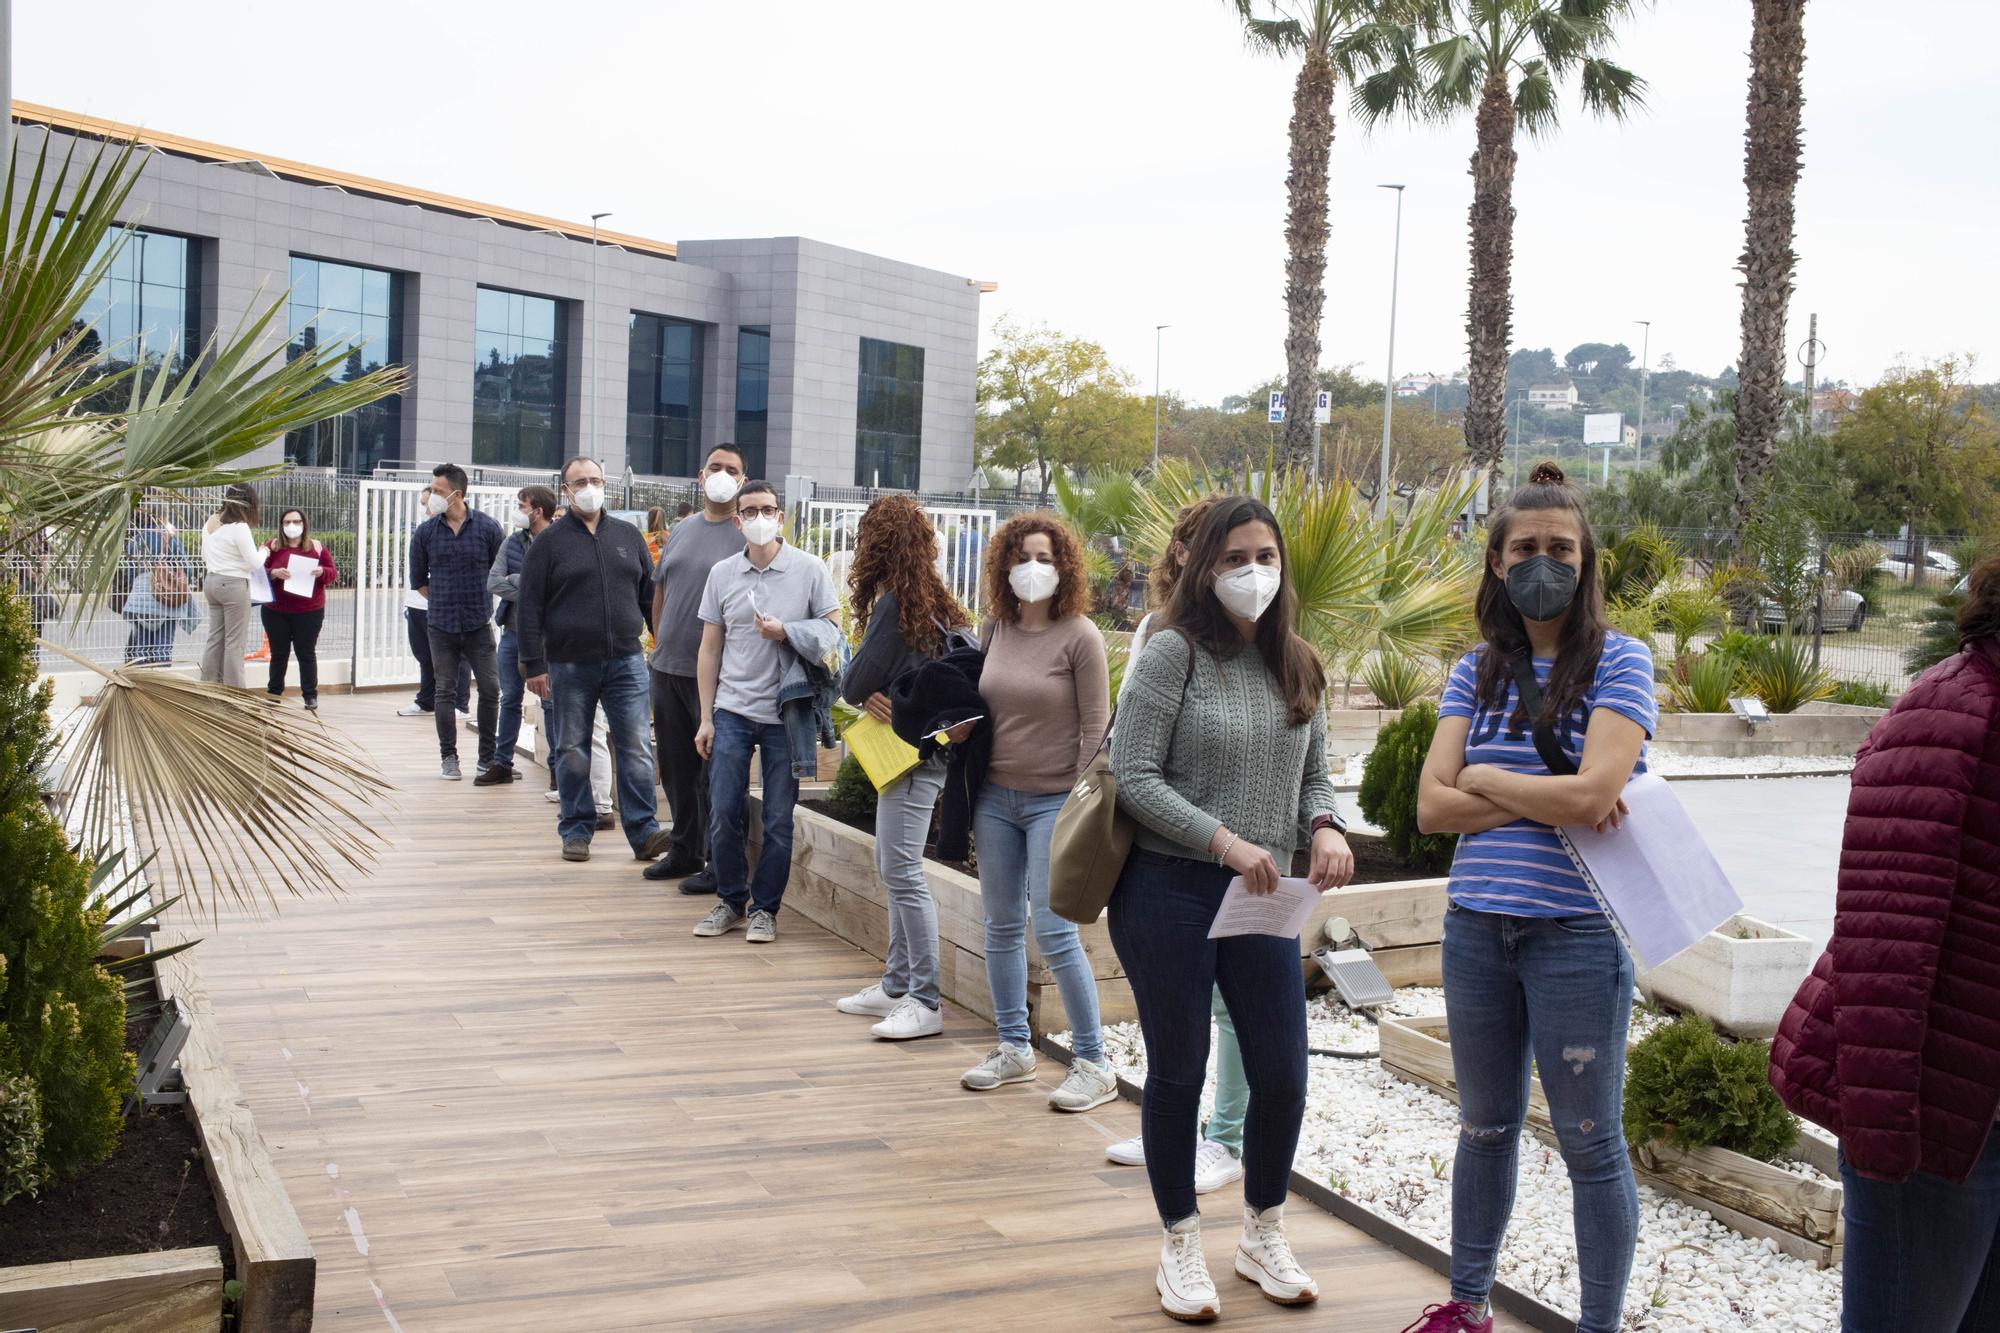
top-left (410, 463), bottom-right (506, 781)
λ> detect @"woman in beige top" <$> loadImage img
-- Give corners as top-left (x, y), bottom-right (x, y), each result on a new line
top-left (959, 513), bottom-right (1116, 1113)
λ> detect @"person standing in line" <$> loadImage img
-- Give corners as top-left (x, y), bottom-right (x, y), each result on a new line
top-left (260, 508), bottom-right (338, 709)
top-left (517, 457), bottom-right (674, 866)
top-left (1110, 497), bottom-right (1351, 1320)
top-left (689, 481), bottom-right (840, 945)
top-left (122, 498), bottom-right (197, 665)
top-left (833, 495), bottom-right (975, 1041)
top-left (959, 514), bottom-right (1118, 1113)
top-left (395, 588), bottom-right (470, 720)
top-left (409, 463), bottom-right (505, 781)
top-left (643, 506), bottom-right (671, 566)
top-left (487, 484), bottom-right (558, 785)
top-left (1769, 555), bottom-right (2000, 1333)
top-left (199, 483), bottom-right (261, 686)
top-left (1404, 463), bottom-right (1653, 1333)
top-left (643, 444), bottom-right (751, 890)
top-left (1101, 495), bottom-right (1247, 1197)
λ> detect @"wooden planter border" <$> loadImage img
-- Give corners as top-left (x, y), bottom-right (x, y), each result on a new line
top-left (1379, 1013), bottom-right (1842, 1268)
top-left (0, 1245), bottom-right (223, 1333)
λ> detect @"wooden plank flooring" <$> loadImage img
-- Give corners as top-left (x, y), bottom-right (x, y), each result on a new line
top-left (179, 693), bottom-right (1530, 1331)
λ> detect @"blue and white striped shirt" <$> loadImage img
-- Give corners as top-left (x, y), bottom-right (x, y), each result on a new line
top-left (1438, 633), bottom-right (1657, 918)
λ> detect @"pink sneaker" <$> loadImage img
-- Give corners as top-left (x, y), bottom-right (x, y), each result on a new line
top-left (1401, 1302), bottom-right (1494, 1333)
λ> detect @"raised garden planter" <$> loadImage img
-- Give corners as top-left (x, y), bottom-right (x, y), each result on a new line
top-left (1379, 1012), bottom-right (1842, 1268)
top-left (1637, 914), bottom-right (1817, 1040)
top-left (0, 1246), bottom-right (225, 1332)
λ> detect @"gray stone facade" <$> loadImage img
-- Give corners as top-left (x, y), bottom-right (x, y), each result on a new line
top-left (9, 114), bottom-right (983, 490)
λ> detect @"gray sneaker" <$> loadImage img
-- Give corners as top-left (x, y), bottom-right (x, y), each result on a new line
top-left (961, 1043), bottom-right (1038, 1091)
top-left (439, 755), bottom-right (462, 780)
top-left (1049, 1056), bottom-right (1119, 1112)
top-left (745, 910), bottom-right (778, 944)
top-left (692, 904), bottom-right (745, 937)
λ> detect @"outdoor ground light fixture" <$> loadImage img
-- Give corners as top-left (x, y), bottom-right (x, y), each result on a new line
top-left (1729, 696), bottom-right (1772, 729)
top-left (1311, 916), bottom-right (1396, 1011)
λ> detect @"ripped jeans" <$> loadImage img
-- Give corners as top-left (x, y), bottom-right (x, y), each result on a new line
top-left (1442, 901), bottom-right (1638, 1333)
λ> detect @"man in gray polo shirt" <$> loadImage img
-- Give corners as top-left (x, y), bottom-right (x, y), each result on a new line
top-left (690, 480), bottom-right (839, 945)
top-left (643, 444), bottom-right (751, 890)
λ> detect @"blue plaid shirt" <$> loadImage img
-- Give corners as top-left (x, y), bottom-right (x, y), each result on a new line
top-left (410, 508), bottom-right (505, 633)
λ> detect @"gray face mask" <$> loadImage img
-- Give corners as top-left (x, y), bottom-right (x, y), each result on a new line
top-left (1505, 554), bottom-right (1578, 622)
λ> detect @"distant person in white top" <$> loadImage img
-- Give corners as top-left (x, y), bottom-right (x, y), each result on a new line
top-left (199, 483), bottom-right (261, 687)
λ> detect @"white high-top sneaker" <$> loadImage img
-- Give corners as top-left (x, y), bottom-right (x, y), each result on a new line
top-left (1156, 1215), bottom-right (1220, 1322)
top-left (1234, 1202), bottom-right (1318, 1305)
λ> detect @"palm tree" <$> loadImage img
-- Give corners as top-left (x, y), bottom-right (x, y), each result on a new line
top-left (1228, 1), bottom-right (1408, 466)
top-left (3, 135), bottom-right (406, 913)
top-left (1730, 0), bottom-right (1808, 537)
top-left (1345, 0), bottom-right (1645, 474)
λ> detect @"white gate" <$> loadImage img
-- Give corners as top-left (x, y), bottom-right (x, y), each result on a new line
top-left (352, 480), bottom-right (525, 688)
top-left (795, 498), bottom-right (998, 615)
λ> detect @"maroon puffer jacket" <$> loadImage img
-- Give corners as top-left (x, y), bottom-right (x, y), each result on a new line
top-left (1769, 638), bottom-right (2000, 1183)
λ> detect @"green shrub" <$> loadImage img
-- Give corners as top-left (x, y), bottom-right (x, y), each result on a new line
top-left (1357, 701), bottom-right (1457, 875)
top-left (1623, 1014), bottom-right (1799, 1162)
top-left (1362, 651), bottom-right (1440, 710)
top-left (1830, 679), bottom-right (1891, 709)
top-left (1665, 649), bottom-right (1739, 713)
top-left (827, 753), bottom-right (877, 822)
top-left (0, 584), bottom-right (135, 1181)
top-left (0, 1068), bottom-right (49, 1204)
top-left (1907, 587), bottom-right (1968, 678)
top-left (1735, 633), bottom-right (1836, 713)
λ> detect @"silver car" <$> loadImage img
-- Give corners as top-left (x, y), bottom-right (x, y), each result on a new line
top-left (1760, 589), bottom-right (1867, 633)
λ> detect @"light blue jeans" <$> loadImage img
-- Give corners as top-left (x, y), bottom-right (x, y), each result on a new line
top-left (1205, 985), bottom-right (1248, 1156)
top-left (974, 783), bottom-right (1103, 1063)
top-left (877, 757), bottom-right (947, 1009)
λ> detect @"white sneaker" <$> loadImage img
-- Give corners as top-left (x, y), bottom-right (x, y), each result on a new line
top-left (543, 787), bottom-right (560, 804)
top-left (396, 702), bottom-right (427, 717)
top-left (1234, 1203), bottom-right (1317, 1305)
top-left (1157, 1215), bottom-right (1220, 1322)
top-left (960, 1043), bottom-right (1037, 1090)
top-left (1106, 1134), bottom-right (1145, 1167)
top-left (1195, 1139), bottom-right (1245, 1195)
top-left (1048, 1056), bottom-right (1118, 1112)
top-left (870, 998), bottom-right (942, 1040)
top-left (836, 983), bottom-right (901, 1017)
top-left (692, 904), bottom-right (744, 937)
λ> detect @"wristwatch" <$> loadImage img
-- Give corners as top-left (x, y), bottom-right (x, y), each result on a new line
top-left (1310, 812), bottom-right (1348, 836)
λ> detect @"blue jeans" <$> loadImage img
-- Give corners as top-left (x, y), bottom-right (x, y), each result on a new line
top-left (974, 783), bottom-right (1102, 1063)
top-left (877, 757), bottom-right (947, 1009)
top-left (124, 618), bottom-right (177, 666)
top-left (1108, 847), bottom-right (1307, 1225)
top-left (548, 654), bottom-right (659, 851)
top-left (1443, 902), bottom-right (1638, 1333)
top-left (1840, 1128), bottom-right (2000, 1332)
top-left (1205, 984), bottom-right (1249, 1156)
top-left (496, 628), bottom-right (553, 770)
top-left (708, 707), bottom-right (797, 915)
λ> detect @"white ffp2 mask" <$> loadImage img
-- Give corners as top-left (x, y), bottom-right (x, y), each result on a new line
top-left (1009, 560), bottom-right (1061, 605)
top-left (740, 514), bottom-right (782, 546)
top-left (704, 472), bottom-right (740, 505)
top-left (570, 484), bottom-right (606, 515)
top-left (1213, 564), bottom-right (1281, 621)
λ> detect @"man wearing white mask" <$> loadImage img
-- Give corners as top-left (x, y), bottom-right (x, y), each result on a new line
top-left (518, 456), bottom-right (674, 866)
top-left (644, 444), bottom-right (751, 890)
top-left (410, 463), bottom-right (506, 780)
top-left (689, 480), bottom-right (840, 945)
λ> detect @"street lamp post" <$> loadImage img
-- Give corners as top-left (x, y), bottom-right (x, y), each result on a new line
top-left (1376, 184), bottom-right (1406, 520)
top-left (1152, 324), bottom-right (1169, 468)
top-left (1634, 319), bottom-right (1651, 467)
top-left (589, 211), bottom-right (611, 469)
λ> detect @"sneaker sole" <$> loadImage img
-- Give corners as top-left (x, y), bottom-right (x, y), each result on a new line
top-left (693, 920), bottom-right (745, 937)
top-left (1157, 1272), bottom-right (1220, 1323)
top-left (835, 1000), bottom-right (900, 1017)
top-left (1105, 1145), bottom-right (1146, 1167)
top-left (745, 933), bottom-right (775, 944)
top-left (961, 1069), bottom-right (1037, 1091)
top-left (1233, 1252), bottom-right (1317, 1305)
top-left (871, 1020), bottom-right (942, 1040)
top-left (1049, 1087), bottom-right (1119, 1113)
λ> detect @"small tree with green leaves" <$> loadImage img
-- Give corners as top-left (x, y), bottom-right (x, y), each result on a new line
top-left (1623, 1014), bottom-right (1798, 1162)
top-left (826, 754), bottom-right (878, 823)
top-left (1358, 700), bottom-right (1457, 874)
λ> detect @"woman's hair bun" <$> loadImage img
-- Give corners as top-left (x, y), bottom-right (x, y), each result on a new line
top-left (1527, 462), bottom-right (1567, 486)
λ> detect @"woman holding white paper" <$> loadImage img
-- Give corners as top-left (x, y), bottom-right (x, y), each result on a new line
top-left (1109, 496), bottom-right (1351, 1322)
top-left (261, 508), bottom-right (338, 710)
top-left (831, 495), bottom-right (974, 1042)
top-left (1406, 462), bottom-right (1653, 1333)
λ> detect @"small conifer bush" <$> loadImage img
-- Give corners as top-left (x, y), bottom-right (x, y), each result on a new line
top-left (1357, 701), bottom-right (1457, 875)
top-left (1623, 1014), bottom-right (1799, 1163)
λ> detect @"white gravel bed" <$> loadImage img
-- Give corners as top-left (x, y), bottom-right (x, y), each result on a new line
top-left (1063, 996), bottom-right (1842, 1331)
top-left (1335, 751), bottom-right (1853, 787)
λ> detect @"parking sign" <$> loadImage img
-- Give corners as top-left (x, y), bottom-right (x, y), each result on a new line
top-left (1268, 391), bottom-right (1286, 424)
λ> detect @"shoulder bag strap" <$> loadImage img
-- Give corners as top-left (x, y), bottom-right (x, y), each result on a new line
top-left (1506, 653), bottom-right (1579, 778)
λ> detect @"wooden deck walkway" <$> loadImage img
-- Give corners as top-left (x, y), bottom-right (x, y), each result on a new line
top-left (183, 693), bottom-right (1527, 1331)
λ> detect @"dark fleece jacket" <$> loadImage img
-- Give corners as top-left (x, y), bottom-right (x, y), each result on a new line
top-left (889, 646), bottom-right (990, 861)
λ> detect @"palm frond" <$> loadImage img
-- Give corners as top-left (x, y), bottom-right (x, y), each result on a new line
top-left (1577, 56), bottom-right (1647, 117)
top-left (1514, 58), bottom-right (1561, 134)
top-left (1421, 33), bottom-right (1486, 109)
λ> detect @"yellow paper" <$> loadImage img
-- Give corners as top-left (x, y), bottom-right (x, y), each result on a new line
top-left (844, 713), bottom-right (921, 792)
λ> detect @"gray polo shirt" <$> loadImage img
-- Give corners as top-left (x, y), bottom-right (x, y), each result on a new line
top-left (650, 513), bottom-right (747, 677)
top-left (698, 541), bottom-right (840, 725)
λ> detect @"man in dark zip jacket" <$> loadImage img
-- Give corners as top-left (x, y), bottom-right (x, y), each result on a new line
top-left (517, 456), bottom-right (673, 868)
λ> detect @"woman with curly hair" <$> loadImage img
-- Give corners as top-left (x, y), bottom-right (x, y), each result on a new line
top-left (835, 495), bottom-right (974, 1041)
top-left (958, 512), bottom-right (1117, 1111)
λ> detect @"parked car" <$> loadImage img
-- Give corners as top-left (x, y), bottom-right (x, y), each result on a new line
top-left (1876, 550), bottom-right (1962, 584)
top-left (1760, 588), bottom-right (1868, 633)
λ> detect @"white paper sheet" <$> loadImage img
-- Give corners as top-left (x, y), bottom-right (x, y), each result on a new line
top-left (1207, 875), bottom-right (1321, 940)
top-left (1557, 773), bottom-right (1745, 970)
top-left (248, 564), bottom-right (275, 605)
top-left (284, 553), bottom-right (321, 592)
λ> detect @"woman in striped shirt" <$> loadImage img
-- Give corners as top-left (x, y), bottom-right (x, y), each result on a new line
top-left (1403, 463), bottom-right (1655, 1333)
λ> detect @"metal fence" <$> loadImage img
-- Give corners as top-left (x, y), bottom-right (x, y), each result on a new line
top-left (793, 496), bottom-right (998, 614)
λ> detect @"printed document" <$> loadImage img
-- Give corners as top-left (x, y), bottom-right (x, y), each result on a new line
top-left (1558, 774), bottom-right (1744, 969)
top-left (1207, 876), bottom-right (1320, 940)
top-left (284, 553), bottom-right (321, 591)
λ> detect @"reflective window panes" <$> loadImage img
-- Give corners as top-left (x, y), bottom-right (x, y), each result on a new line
top-left (74, 228), bottom-right (199, 408)
top-left (855, 337), bottom-right (924, 490)
top-left (473, 287), bottom-right (568, 469)
top-left (734, 327), bottom-right (770, 479)
top-left (627, 313), bottom-right (705, 477)
top-left (284, 256), bottom-right (403, 474)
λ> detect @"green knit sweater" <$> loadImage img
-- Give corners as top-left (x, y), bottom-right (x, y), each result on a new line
top-left (1110, 626), bottom-right (1337, 864)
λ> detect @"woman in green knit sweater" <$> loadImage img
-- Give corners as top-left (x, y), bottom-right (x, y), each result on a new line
top-left (1109, 496), bottom-right (1354, 1323)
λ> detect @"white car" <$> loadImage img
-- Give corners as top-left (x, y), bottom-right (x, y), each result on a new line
top-left (1876, 550), bottom-right (1961, 583)
top-left (1760, 589), bottom-right (1867, 633)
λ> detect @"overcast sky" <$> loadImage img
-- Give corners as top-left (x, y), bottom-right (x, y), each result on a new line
top-left (17, 0), bottom-right (1997, 404)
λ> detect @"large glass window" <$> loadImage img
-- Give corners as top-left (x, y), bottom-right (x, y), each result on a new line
top-left (473, 287), bottom-right (567, 469)
top-left (855, 337), bottom-right (924, 490)
top-left (734, 326), bottom-right (770, 479)
top-left (284, 256), bottom-right (402, 473)
top-left (73, 228), bottom-right (199, 407)
top-left (626, 313), bottom-right (705, 476)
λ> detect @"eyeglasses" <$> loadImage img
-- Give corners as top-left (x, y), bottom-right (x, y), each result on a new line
top-left (738, 505), bottom-right (782, 520)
